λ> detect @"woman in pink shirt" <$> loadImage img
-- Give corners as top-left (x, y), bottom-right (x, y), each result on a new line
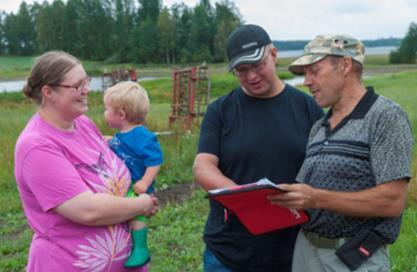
top-left (14, 51), bottom-right (158, 271)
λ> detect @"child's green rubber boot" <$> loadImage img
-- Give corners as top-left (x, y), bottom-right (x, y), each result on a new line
top-left (124, 228), bottom-right (150, 268)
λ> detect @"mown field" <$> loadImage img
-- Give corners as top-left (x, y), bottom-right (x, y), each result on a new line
top-left (0, 55), bottom-right (416, 271)
top-left (3, 53), bottom-right (415, 80)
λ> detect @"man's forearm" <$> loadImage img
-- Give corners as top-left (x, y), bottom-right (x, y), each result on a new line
top-left (272, 180), bottom-right (408, 218)
top-left (314, 180), bottom-right (408, 217)
top-left (193, 155), bottom-right (236, 191)
top-left (194, 166), bottom-right (236, 191)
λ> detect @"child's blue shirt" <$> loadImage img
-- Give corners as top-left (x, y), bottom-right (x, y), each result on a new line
top-left (109, 126), bottom-right (163, 193)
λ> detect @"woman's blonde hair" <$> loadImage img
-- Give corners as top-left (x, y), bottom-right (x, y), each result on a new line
top-left (104, 81), bottom-right (150, 124)
top-left (23, 51), bottom-right (80, 105)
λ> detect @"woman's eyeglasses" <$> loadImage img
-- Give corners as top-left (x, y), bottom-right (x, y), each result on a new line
top-left (52, 77), bottom-right (91, 93)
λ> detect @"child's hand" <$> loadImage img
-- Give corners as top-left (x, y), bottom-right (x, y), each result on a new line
top-left (103, 135), bottom-right (113, 142)
top-left (134, 181), bottom-right (149, 195)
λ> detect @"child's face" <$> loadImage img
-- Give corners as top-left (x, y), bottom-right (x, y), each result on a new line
top-left (103, 99), bottom-right (123, 129)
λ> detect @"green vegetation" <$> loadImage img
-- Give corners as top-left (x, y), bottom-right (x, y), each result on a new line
top-left (0, 56), bottom-right (35, 80)
top-left (0, 0), bottom-right (241, 64)
top-left (0, 67), bottom-right (416, 271)
top-left (1, 1), bottom-right (404, 66)
top-left (149, 201), bottom-right (417, 272)
top-left (364, 71), bottom-right (417, 156)
top-left (149, 190), bottom-right (207, 271)
top-left (0, 55), bottom-right (180, 80)
top-left (390, 22), bottom-right (417, 64)
top-left (0, 55), bottom-right (294, 82)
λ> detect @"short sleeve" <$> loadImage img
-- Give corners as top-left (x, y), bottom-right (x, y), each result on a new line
top-left (21, 145), bottom-right (90, 212)
top-left (134, 135), bottom-right (163, 167)
top-left (197, 102), bottom-right (222, 156)
top-left (370, 107), bottom-right (414, 184)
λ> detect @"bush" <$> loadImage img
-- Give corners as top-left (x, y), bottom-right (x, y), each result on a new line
top-left (389, 22), bottom-right (417, 64)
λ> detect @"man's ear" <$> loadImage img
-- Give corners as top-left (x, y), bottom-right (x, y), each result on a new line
top-left (270, 47), bottom-right (278, 63)
top-left (341, 57), bottom-right (353, 76)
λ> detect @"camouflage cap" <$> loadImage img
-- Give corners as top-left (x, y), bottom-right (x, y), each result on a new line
top-left (288, 34), bottom-right (365, 75)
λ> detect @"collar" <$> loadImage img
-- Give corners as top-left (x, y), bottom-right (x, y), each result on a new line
top-left (348, 86), bottom-right (379, 119)
top-left (322, 86), bottom-right (379, 133)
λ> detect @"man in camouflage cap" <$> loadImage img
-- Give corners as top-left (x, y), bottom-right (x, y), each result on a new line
top-left (269, 34), bottom-right (413, 271)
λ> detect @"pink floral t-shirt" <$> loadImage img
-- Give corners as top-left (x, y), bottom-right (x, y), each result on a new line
top-left (14, 113), bottom-right (147, 272)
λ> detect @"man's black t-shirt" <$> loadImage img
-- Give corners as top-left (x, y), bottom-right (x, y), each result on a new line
top-left (198, 85), bottom-right (323, 271)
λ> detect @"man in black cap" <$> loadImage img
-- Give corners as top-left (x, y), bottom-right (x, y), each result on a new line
top-left (193, 24), bottom-right (323, 271)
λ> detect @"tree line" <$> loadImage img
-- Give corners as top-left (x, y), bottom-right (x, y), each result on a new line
top-left (390, 22), bottom-right (417, 64)
top-left (0, 0), bottom-right (242, 64)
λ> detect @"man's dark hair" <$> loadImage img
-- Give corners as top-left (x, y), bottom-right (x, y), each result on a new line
top-left (328, 55), bottom-right (363, 79)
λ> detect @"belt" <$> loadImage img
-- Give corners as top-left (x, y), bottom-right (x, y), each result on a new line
top-left (302, 229), bottom-right (346, 249)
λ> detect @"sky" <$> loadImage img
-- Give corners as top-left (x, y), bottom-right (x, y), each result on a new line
top-left (1, 0), bottom-right (416, 40)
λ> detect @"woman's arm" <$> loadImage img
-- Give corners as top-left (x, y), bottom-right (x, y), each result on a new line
top-left (54, 191), bottom-right (158, 226)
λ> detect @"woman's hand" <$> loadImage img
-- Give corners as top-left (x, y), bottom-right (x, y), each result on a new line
top-left (137, 194), bottom-right (159, 217)
top-left (149, 194), bottom-right (159, 217)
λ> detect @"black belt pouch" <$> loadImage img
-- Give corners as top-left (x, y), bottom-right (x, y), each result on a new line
top-left (335, 229), bottom-right (384, 271)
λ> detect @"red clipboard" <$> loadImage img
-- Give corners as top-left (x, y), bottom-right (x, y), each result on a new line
top-left (207, 179), bottom-right (309, 235)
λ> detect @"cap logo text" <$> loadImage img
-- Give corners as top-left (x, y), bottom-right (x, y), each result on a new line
top-left (242, 42), bottom-right (258, 49)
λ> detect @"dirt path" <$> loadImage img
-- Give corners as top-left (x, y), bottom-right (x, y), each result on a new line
top-left (154, 182), bottom-right (199, 206)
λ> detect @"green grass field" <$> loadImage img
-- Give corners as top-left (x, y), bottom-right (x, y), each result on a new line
top-left (0, 58), bottom-right (416, 271)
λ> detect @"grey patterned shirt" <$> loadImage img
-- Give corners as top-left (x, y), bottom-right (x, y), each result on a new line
top-left (296, 87), bottom-right (413, 243)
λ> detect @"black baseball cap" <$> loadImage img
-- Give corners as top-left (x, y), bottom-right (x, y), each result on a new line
top-left (226, 24), bottom-right (272, 71)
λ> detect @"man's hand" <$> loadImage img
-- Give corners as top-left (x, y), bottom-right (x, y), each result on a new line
top-left (134, 180), bottom-right (149, 195)
top-left (268, 180), bottom-right (408, 218)
top-left (267, 183), bottom-right (318, 210)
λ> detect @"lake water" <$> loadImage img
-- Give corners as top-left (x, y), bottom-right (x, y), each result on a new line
top-left (278, 46), bottom-right (397, 58)
top-left (0, 76), bottom-right (159, 93)
top-left (0, 46), bottom-right (396, 93)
